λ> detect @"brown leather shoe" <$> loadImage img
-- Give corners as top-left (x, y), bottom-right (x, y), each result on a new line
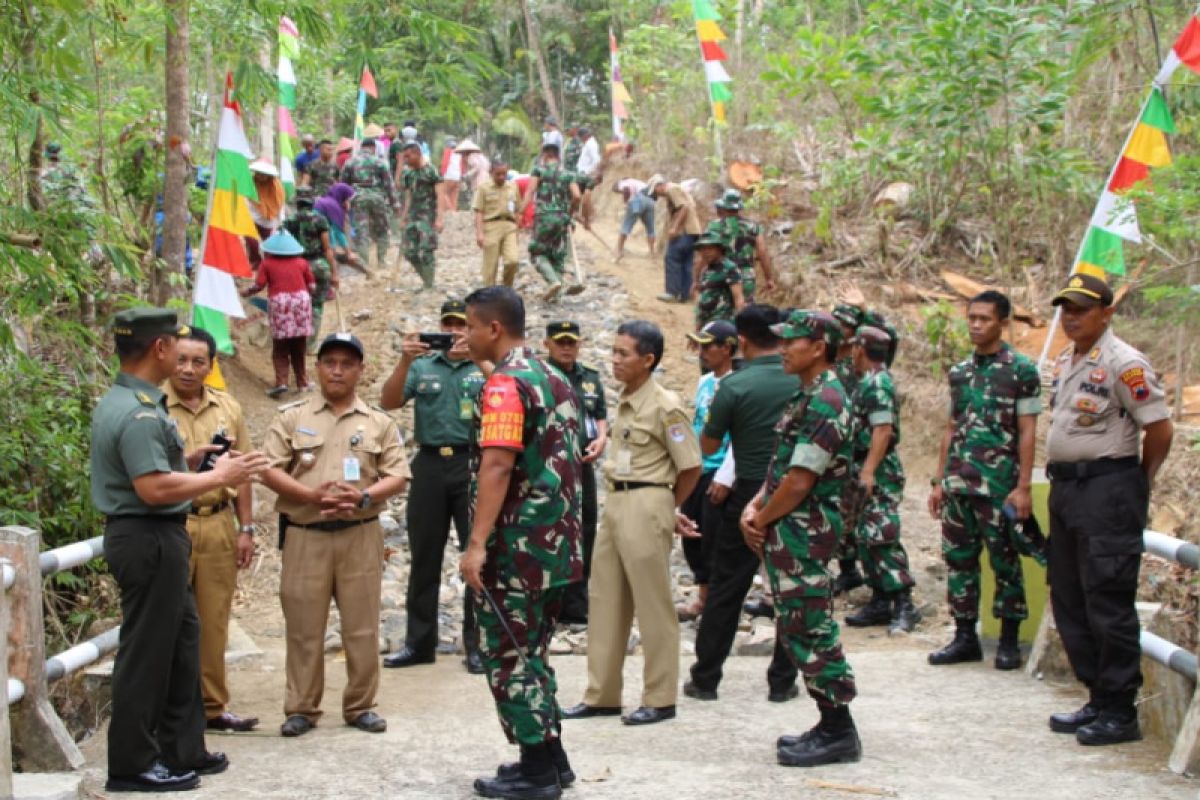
top-left (206, 712), bottom-right (260, 732)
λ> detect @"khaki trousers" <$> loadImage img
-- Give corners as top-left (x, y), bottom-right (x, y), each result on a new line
top-left (482, 220), bottom-right (519, 286)
top-left (583, 486), bottom-right (680, 708)
top-left (280, 521), bottom-right (383, 723)
top-left (186, 510), bottom-right (238, 718)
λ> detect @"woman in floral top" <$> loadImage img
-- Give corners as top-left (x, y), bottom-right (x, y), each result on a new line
top-left (242, 230), bottom-right (315, 397)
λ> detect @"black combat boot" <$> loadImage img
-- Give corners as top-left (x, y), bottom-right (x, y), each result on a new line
top-left (845, 590), bottom-right (891, 627)
top-left (888, 591), bottom-right (921, 634)
top-left (777, 705), bottom-right (862, 767)
top-left (475, 743), bottom-right (561, 800)
top-left (496, 738), bottom-right (575, 788)
top-left (994, 618), bottom-right (1022, 670)
top-left (833, 559), bottom-right (865, 594)
top-left (927, 618), bottom-right (983, 665)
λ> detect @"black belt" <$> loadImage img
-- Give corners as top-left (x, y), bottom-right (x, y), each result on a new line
top-left (190, 500), bottom-right (230, 517)
top-left (292, 516), bottom-right (379, 533)
top-left (419, 444), bottom-right (470, 457)
top-left (106, 513), bottom-right (188, 524)
top-left (610, 481), bottom-right (670, 492)
top-left (1046, 457), bottom-right (1139, 482)
top-left (484, 216), bottom-right (515, 222)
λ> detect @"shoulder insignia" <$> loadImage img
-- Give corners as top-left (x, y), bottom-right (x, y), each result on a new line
top-left (1087, 347), bottom-right (1102, 362)
top-left (133, 411), bottom-right (158, 420)
top-left (278, 399), bottom-right (307, 411)
top-left (135, 391), bottom-right (155, 406)
top-left (1120, 367), bottom-right (1150, 401)
top-left (667, 423), bottom-right (688, 443)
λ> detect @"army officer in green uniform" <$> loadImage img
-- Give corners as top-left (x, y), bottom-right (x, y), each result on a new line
top-left (381, 299), bottom-right (488, 672)
top-left (544, 320), bottom-right (609, 625)
top-left (92, 308), bottom-right (268, 793)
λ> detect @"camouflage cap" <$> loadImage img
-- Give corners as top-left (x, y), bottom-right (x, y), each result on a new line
top-left (1052, 273), bottom-right (1113, 308)
top-left (853, 325), bottom-right (891, 361)
top-left (295, 185), bottom-right (315, 205)
top-left (440, 299), bottom-right (467, 321)
top-left (831, 304), bottom-right (864, 330)
top-left (695, 232), bottom-right (726, 249)
top-left (112, 307), bottom-right (188, 341)
top-left (546, 320), bottom-right (581, 341)
top-left (714, 189), bottom-right (743, 211)
top-left (771, 309), bottom-right (843, 350)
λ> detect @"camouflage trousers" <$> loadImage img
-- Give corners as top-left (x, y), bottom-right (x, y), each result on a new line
top-left (351, 193), bottom-right (390, 264)
top-left (765, 527), bottom-right (856, 709)
top-left (475, 585), bottom-right (565, 746)
top-left (854, 479), bottom-right (915, 594)
top-left (740, 267), bottom-right (757, 304)
top-left (941, 493), bottom-right (1027, 621)
top-left (529, 211), bottom-right (570, 286)
top-left (403, 218), bottom-right (439, 289)
top-left (307, 258), bottom-right (331, 350)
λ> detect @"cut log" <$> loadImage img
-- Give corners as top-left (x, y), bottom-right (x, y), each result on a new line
top-left (939, 270), bottom-right (1043, 326)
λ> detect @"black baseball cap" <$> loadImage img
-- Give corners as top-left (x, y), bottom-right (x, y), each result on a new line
top-left (687, 320), bottom-right (737, 347)
top-left (112, 307), bottom-right (189, 341)
top-left (316, 332), bottom-right (365, 360)
top-left (440, 299), bottom-right (467, 321)
top-left (546, 320), bottom-right (581, 341)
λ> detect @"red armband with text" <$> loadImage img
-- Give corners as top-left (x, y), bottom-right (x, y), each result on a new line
top-left (479, 373), bottom-right (526, 451)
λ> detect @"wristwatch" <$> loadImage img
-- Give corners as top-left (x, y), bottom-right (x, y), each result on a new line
top-left (239, 524), bottom-right (255, 536)
top-left (358, 491), bottom-right (372, 510)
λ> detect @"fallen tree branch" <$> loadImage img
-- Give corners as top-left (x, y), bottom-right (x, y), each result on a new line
top-left (0, 232), bottom-right (41, 249)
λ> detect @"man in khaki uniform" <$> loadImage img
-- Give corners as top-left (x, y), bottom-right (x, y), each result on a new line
top-left (261, 332), bottom-right (411, 738)
top-left (564, 320), bottom-right (701, 726)
top-left (164, 327), bottom-right (259, 733)
top-left (649, 175), bottom-right (702, 304)
top-left (1044, 273), bottom-right (1173, 746)
top-left (473, 157), bottom-right (521, 287)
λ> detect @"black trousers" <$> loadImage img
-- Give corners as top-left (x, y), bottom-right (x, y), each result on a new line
top-left (104, 516), bottom-right (206, 776)
top-left (562, 462), bottom-right (597, 621)
top-left (1048, 466), bottom-right (1148, 712)
top-left (404, 450), bottom-right (478, 654)
top-left (680, 469), bottom-right (719, 585)
top-left (690, 480), bottom-right (798, 693)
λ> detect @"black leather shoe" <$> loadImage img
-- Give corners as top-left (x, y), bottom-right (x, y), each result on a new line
top-left (465, 649), bottom-right (486, 675)
top-left (206, 712), bottom-right (259, 732)
top-left (349, 711), bottom-right (387, 733)
top-left (743, 599), bottom-right (775, 620)
top-left (768, 685), bottom-right (799, 703)
top-left (833, 568), bottom-right (865, 595)
top-left (994, 641), bottom-right (1022, 671)
top-left (561, 703), bottom-right (621, 719)
top-left (776, 728), bottom-right (818, 749)
top-left (280, 714), bottom-right (314, 737)
top-left (383, 646), bottom-right (435, 668)
top-left (777, 726), bottom-right (862, 767)
top-left (927, 631), bottom-right (983, 665)
top-left (621, 705), bottom-right (676, 725)
top-left (496, 761), bottom-right (575, 789)
top-left (1049, 703), bottom-right (1101, 734)
top-left (474, 770), bottom-right (561, 800)
top-left (1076, 713), bottom-right (1141, 746)
top-left (683, 680), bottom-right (718, 701)
top-left (845, 596), bottom-right (891, 627)
top-left (106, 762), bottom-right (200, 793)
top-left (188, 752), bottom-right (228, 776)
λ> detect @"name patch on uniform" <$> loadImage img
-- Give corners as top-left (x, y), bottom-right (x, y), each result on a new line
top-left (1078, 382), bottom-right (1110, 398)
top-left (1120, 367), bottom-right (1150, 401)
top-left (479, 373), bottom-right (525, 450)
top-left (1089, 368), bottom-right (1107, 383)
top-left (668, 423), bottom-right (687, 443)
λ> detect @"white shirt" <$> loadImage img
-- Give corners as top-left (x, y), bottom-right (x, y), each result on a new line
top-left (577, 137), bottom-right (601, 177)
top-left (542, 129), bottom-right (564, 149)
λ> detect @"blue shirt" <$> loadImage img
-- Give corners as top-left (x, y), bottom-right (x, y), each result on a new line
top-left (294, 149), bottom-right (320, 174)
top-left (693, 371), bottom-right (730, 472)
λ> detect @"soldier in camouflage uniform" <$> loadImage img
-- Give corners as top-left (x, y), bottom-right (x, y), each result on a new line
top-left (742, 309), bottom-right (860, 768)
top-left (284, 187), bottom-right (339, 352)
top-left (861, 308), bottom-right (899, 367)
top-left (42, 142), bottom-right (97, 213)
top-left (340, 137), bottom-right (398, 271)
top-left (520, 143), bottom-right (582, 302)
top-left (562, 125), bottom-right (582, 173)
top-left (842, 326), bottom-right (920, 634)
top-left (459, 287), bottom-right (582, 800)
top-left (307, 140), bottom-right (341, 197)
top-left (399, 140), bottom-right (444, 290)
top-left (703, 189), bottom-right (776, 302)
top-left (829, 303), bottom-right (866, 593)
top-left (928, 290), bottom-right (1041, 671)
top-left (692, 234), bottom-right (744, 330)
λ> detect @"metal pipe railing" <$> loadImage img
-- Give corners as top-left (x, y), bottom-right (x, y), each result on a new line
top-left (38, 536), bottom-right (103, 577)
top-left (1145, 529), bottom-right (1200, 570)
top-left (44, 628), bottom-right (120, 684)
top-left (1141, 630), bottom-right (1198, 681)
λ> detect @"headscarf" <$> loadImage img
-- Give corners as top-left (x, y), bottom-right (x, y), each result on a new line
top-left (315, 182), bottom-right (355, 229)
top-left (250, 173), bottom-right (286, 224)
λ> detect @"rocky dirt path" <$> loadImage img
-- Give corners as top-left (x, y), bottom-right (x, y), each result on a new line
top-left (72, 204), bottom-right (1194, 798)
